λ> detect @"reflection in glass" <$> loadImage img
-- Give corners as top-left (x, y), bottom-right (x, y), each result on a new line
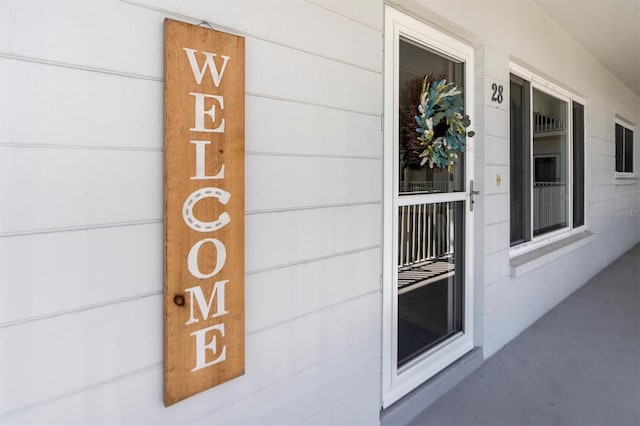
top-left (573, 102), bottom-right (585, 228)
top-left (532, 88), bottom-right (567, 236)
top-left (398, 38), bottom-right (465, 194)
top-left (397, 201), bottom-right (464, 366)
top-left (510, 76), bottom-right (531, 245)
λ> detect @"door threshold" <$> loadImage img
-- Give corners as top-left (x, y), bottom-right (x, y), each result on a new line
top-left (380, 347), bottom-right (483, 426)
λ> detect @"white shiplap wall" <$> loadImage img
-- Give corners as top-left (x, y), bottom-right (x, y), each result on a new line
top-left (2, 0), bottom-right (639, 423)
top-left (0, 0), bottom-right (384, 424)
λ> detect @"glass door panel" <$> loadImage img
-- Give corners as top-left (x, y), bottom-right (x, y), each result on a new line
top-left (397, 38), bottom-right (466, 368)
top-left (399, 39), bottom-right (465, 195)
top-left (397, 201), bottom-right (464, 366)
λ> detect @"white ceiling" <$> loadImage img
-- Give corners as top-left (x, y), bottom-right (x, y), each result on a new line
top-left (533, 0), bottom-right (640, 97)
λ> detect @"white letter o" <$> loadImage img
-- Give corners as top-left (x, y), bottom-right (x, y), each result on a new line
top-left (187, 238), bottom-right (227, 279)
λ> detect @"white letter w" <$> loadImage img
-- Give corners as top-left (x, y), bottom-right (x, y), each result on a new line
top-left (183, 48), bottom-right (230, 87)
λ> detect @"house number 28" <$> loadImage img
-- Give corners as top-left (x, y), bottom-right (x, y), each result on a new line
top-left (491, 83), bottom-right (504, 104)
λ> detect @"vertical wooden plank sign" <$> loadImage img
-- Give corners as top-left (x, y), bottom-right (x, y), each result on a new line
top-left (164, 18), bottom-right (245, 406)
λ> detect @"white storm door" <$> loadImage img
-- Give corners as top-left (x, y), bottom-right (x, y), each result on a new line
top-left (382, 6), bottom-right (476, 408)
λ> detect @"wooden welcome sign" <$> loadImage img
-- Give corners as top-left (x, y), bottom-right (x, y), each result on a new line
top-left (163, 18), bottom-right (245, 406)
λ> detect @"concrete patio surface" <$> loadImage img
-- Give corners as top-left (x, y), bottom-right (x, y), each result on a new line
top-left (409, 243), bottom-right (640, 426)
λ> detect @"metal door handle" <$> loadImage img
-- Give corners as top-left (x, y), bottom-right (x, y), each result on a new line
top-left (469, 180), bottom-right (480, 212)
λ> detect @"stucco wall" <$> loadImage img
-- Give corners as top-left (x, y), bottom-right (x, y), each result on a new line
top-left (0, 0), bottom-right (383, 424)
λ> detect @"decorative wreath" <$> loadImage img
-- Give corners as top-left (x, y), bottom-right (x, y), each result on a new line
top-left (401, 74), bottom-right (474, 170)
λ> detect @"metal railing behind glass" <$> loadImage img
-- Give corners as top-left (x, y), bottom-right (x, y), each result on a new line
top-left (533, 182), bottom-right (566, 231)
top-left (398, 202), bottom-right (453, 267)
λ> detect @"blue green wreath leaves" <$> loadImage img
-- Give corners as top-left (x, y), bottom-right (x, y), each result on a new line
top-left (413, 76), bottom-right (474, 170)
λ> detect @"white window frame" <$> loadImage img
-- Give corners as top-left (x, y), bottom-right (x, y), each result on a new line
top-left (509, 64), bottom-right (587, 257)
top-left (382, 6), bottom-right (475, 408)
top-left (614, 117), bottom-right (637, 179)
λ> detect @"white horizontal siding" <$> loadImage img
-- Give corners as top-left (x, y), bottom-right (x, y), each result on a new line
top-left (246, 37), bottom-right (381, 115)
top-left (0, 223), bottom-right (379, 331)
top-left (124, 0), bottom-right (382, 72)
top-left (1, 335), bottom-right (379, 425)
top-left (2, 13), bottom-right (381, 116)
top-left (0, 148), bottom-right (379, 235)
top-left (302, 378), bottom-right (381, 426)
top-left (191, 341), bottom-right (380, 425)
top-left (0, 0), bottom-right (161, 77)
top-left (1, 0), bottom-right (384, 424)
top-left (0, 293), bottom-right (380, 420)
top-left (246, 204), bottom-right (380, 273)
top-left (246, 247), bottom-right (380, 332)
top-left (483, 135), bottom-right (510, 166)
top-left (0, 57), bottom-right (382, 153)
top-left (246, 156), bottom-right (381, 212)
top-left (0, 147), bottom-right (162, 234)
top-left (0, 294), bottom-right (162, 415)
top-left (226, 293), bottom-right (381, 418)
top-left (0, 0), bottom-right (380, 79)
top-left (0, 223), bottom-right (162, 326)
top-left (246, 96), bottom-right (381, 158)
top-left (589, 117), bottom-right (615, 143)
top-left (305, 0), bottom-right (383, 31)
top-left (0, 364), bottom-right (164, 426)
top-left (0, 58), bottom-right (162, 149)
top-left (590, 153), bottom-right (614, 172)
top-left (589, 139), bottom-right (614, 157)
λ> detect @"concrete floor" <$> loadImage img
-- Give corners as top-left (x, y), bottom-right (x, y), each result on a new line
top-left (409, 244), bottom-right (640, 426)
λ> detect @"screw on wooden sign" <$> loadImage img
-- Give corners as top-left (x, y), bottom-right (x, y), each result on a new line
top-left (163, 18), bottom-right (245, 406)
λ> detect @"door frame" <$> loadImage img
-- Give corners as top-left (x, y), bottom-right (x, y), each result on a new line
top-left (382, 6), bottom-right (476, 408)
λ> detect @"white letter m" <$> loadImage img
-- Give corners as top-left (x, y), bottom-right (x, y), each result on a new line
top-left (184, 280), bottom-right (229, 325)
